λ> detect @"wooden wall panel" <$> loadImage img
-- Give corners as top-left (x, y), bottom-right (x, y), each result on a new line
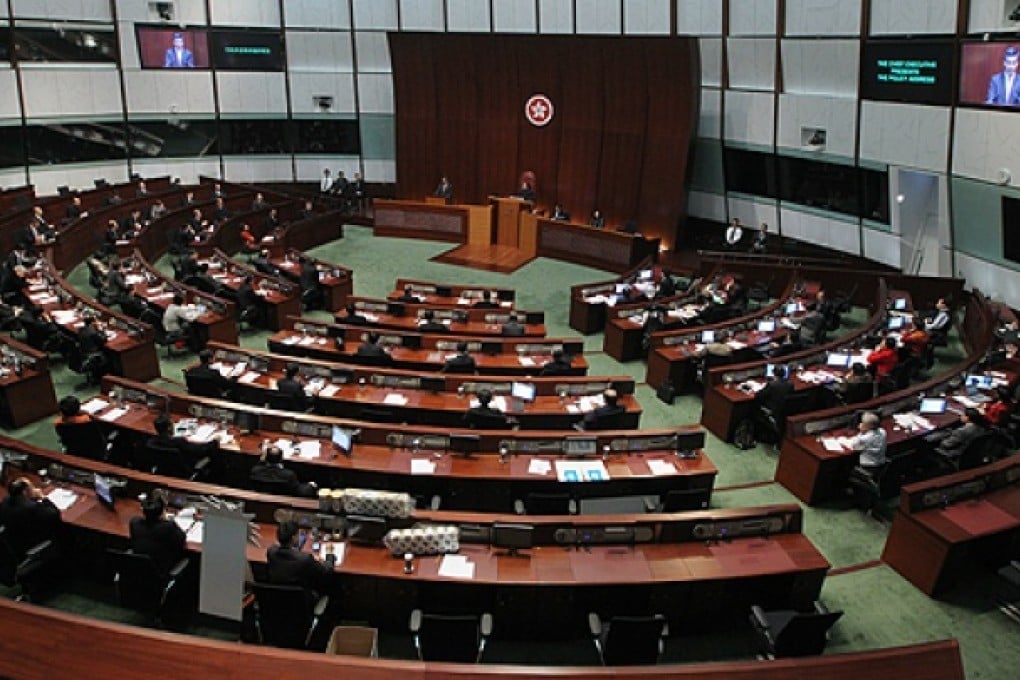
top-left (391, 34), bottom-right (700, 248)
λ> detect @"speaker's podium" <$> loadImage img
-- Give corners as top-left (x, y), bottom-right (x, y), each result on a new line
top-left (485, 196), bottom-right (538, 258)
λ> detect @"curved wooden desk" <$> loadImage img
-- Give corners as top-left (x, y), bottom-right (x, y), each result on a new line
top-left (0, 600), bottom-right (966, 680)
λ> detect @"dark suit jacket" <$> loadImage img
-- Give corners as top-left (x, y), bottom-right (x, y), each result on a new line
top-left (756, 379), bottom-right (794, 417)
top-left (277, 377), bottom-right (305, 398)
top-left (250, 463), bottom-right (302, 496)
top-left (540, 358), bottom-right (574, 376)
top-left (78, 324), bottom-right (107, 356)
top-left (0, 495), bottom-right (63, 556)
top-left (464, 405), bottom-right (508, 429)
top-left (582, 404), bottom-right (626, 429)
top-left (236, 283), bottom-right (260, 310)
top-left (266, 544), bottom-right (329, 593)
top-left (501, 321), bottom-right (526, 337)
top-left (340, 312), bottom-right (368, 325)
top-left (299, 263), bottom-right (319, 290)
top-left (472, 300), bottom-right (499, 309)
top-left (442, 354), bottom-right (477, 374)
top-left (185, 364), bottom-right (228, 396)
top-left (129, 516), bottom-right (186, 575)
top-left (355, 343), bottom-right (391, 363)
top-left (986, 71), bottom-right (1020, 105)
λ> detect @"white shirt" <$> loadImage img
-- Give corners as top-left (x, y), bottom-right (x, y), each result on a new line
top-left (851, 427), bottom-right (887, 468)
top-left (320, 175), bottom-right (334, 193)
top-left (725, 225), bottom-right (743, 246)
top-left (926, 309), bottom-right (950, 332)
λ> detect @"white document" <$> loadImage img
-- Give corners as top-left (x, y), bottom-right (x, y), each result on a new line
top-left (528, 458), bottom-right (552, 475)
top-left (100, 407), bottom-right (128, 422)
top-left (185, 521), bottom-right (204, 544)
top-left (46, 488), bottom-right (79, 511)
top-left (81, 398), bottom-right (109, 415)
top-left (647, 459), bottom-right (677, 476)
top-left (238, 371), bottom-right (260, 384)
top-left (517, 356), bottom-right (536, 366)
top-left (296, 440), bottom-right (321, 459)
top-left (319, 384), bottom-right (340, 397)
top-left (383, 393), bottom-right (409, 406)
top-left (438, 554), bottom-right (475, 579)
top-left (319, 542), bottom-right (345, 565)
top-left (282, 336), bottom-right (300, 345)
top-left (820, 438), bottom-right (846, 452)
top-left (410, 458), bottom-right (436, 475)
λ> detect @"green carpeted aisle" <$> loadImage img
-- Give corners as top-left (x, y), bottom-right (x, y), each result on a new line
top-left (3, 224), bottom-right (1015, 676)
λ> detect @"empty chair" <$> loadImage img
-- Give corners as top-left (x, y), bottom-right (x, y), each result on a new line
top-left (54, 420), bottom-right (115, 461)
top-left (580, 410), bottom-right (629, 431)
top-left (653, 488), bottom-right (710, 512)
top-left (514, 492), bottom-right (577, 515)
top-left (409, 609), bottom-right (493, 663)
top-left (107, 548), bottom-right (190, 626)
top-left (144, 441), bottom-right (211, 481)
top-left (464, 410), bottom-right (512, 430)
top-left (588, 613), bottom-right (669, 665)
top-left (266, 391), bottom-right (311, 414)
top-left (749, 601), bottom-right (843, 659)
top-left (250, 581), bottom-right (330, 650)
top-left (953, 431), bottom-right (1012, 471)
top-left (0, 526), bottom-right (60, 602)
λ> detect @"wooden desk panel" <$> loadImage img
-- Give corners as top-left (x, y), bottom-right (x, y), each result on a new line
top-left (373, 199), bottom-right (469, 242)
top-left (0, 334), bottom-right (57, 427)
top-left (537, 219), bottom-right (660, 273)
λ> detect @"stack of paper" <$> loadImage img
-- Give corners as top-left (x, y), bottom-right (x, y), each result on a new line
top-left (100, 407), bottom-right (128, 422)
top-left (81, 398), bottom-right (109, 414)
top-left (46, 488), bottom-right (79, 511)
top-left (383, 393), bottom-right (409, 406)
top-left (410, 458), bottom-right (436, 475)
top-left (438, 554), bottom-right (475, 579)
top-left (528, 458), bottom-right (552, 475)
top-left (647, 459), bottom-right (677, 476)
top-left (517, 356), bottom-right (536, 366)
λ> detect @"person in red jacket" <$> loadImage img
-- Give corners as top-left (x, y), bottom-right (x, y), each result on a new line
top-left (867, 336), bottom-right (899, 378)
top-left (983, 385), bottom-right (1016, 426)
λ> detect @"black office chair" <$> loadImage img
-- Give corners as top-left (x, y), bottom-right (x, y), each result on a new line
top-left (649, 488), bottom-right (710, 512)
top-left (0, 526), bottom-right (60, 602)
top-left (107, 549), bottom-right (190, 627)
top-left (302, 287), bottom-right (324, 312)
top-left (67, 345), bottom-right (107, 388)
top-left (185, 374), bottom-right (233, 400)
top-left (749, 601), bottom-right (842, 659)
top-left (514, 492), bottom-right (577, 515)
top-left (358, 406), bottom-right (404, 424)
top-left (951, 431), bottom-right (1012, 471)
top-left (580, 410), bottom-right (629, 431)
top-left (409, 609), bottom-right (493, 663)
top-left (266, 392), bottom-right (311, 414)
top-left (54, 420), bottom-right (116, 461)
top-left (237, 304), bottom-right (262, 332)
top-left (250, 582), bottom-right (330, 650)
top-left (465, 410), bottom-right (512, 430)
top-left (145, 441), bottom-right (212, 481)
top-left (839, 381), bottom-right (875, 405)
top-left (588, 613), bottom-right (669, 665)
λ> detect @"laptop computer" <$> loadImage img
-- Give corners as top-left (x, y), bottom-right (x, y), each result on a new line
top-left (918, 397), bottom-right (948, 415)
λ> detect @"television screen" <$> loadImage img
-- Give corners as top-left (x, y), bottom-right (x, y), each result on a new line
top-left (511, 381), bottom-right (536, 402)
top-left (700, 330), bottom-right (715, 344)
top-left (491, 522), bottom-right (533, 556)
top-left (94, 475), bottom-right (116, 510)
top-left (675, 430), bottom-right (706, 455)
top-left (860, 40), bottom-right (954, 105)
top-left (210, 30), bottom-right (284, 71)
top-left (331, 425), bottom-right (354, 455)
top-left (344, 515), bottom-right (389, 544)
top-left (960, 42), bottom-right (1020, 108)
top-left (136, 26), bottom-right (210, 70)
top-left (1003, 197), bottom-right (1020, 265)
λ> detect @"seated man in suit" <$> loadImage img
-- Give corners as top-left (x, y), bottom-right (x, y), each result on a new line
top-left (755, 364), bottom-right (795, 440)
top-left (434, 176), bottom-right (454, 201)
top-left (76, 314), bottom-right (110, 385)
top-left (580, 389), bottom-right (625, 430)
top-left (540, 348), bottom-right (574, 376)
top-left (106, 191), bottom-right (123, 206)
top-left (927, 408), bottom-right (987, 462)
top-left (251, 249), bottom-right (278, 277)
top-left (103, 259), bottom-right (134, 308)
top-left (924, 298), bottom-right (951, 334)
top-left (338, 302), bottom-right (368, 326)
top-left (235, 275), bottom-right (262, 314)
top-left (514, 181), bottom-right (536, 202)
top-left (251, 193), bottom-right (269, 212)
top-left (276, 363), bottom-right (306, 399)
top-left (589, 209), bottom-right (605, 229)
top-left (148, 199), bottom-right (167, 222)
top-left (129, 494), bottom-right (186, 576)
top-left (472, 291), bottom-right (500, 309)
top-left (442, 341), bottom-right (477, 374)
top-left (768, 330), bottom-right (803, 359)
top-left (183, 349), bottom-right (233, 396)
top-left (178, 251), bottom-right (201, 280)
top-left (250, 444), bottom-right (316, 497)
top-left (355, 332), bottom-right (392, 364)
top-left (65, 196), bottom-right (88, 221)
top-left (150, 413), bottom-right (216, 458)
top-left (0, 477), bottom-right (64, 558)
top-left (266, 520), bottom-right (331, 597)
top-left (212, 198), bottom-right (232, 224)
top-left (1, 265), bottom-right (32, 308)
top-left (264, 208), bottom-right (282, 230)
top-left (501, 312), bottom-right (526, 337)
top-left (417, 309), bottom-right (448, 333)
top-left (551, 204), bottom-right (570, 221)
top-left (464, 389), bottom-right (507, 429)
top-left (299, 200), bottom-right (315, 220)
top-left (299, 257), bottom-right (320, 295)
top-left (655, 271), bottom-right (677, 299)
top-left (396, 284), bottom-right (422, 303)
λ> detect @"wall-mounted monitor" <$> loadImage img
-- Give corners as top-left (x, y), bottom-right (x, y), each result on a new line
top-left (1003, 196), bottom-right (1020, 264)
top-left (860, 39), bottom-right (955, 106)
top-left (491, 522), bottom-right (533, 556)
top-left (210, 30), bottom-right (284, 71)
top-left (960, 41), bottom-right (1020, 109)
top-left (136, 26), bottom-right (210, 69)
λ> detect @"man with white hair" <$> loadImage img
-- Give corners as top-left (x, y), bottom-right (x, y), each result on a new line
top-left (851, 411), bottom-right (887, 470)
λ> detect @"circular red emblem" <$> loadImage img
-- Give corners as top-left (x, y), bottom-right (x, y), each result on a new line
top-left (525, 94), bottom-right (554, 127)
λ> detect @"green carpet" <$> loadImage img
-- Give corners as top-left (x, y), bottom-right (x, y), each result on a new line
top-left (2, 224), bottom-right (1015, 676)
